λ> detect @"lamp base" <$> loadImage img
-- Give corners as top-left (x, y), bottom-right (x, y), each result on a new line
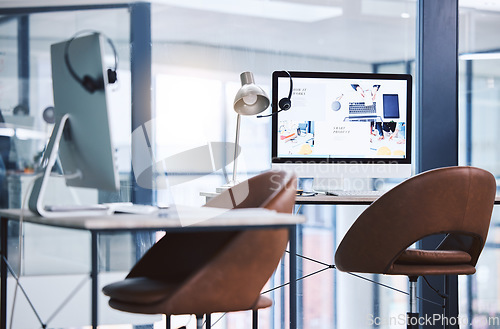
top-left (216, 180), bottom-right (239, 193)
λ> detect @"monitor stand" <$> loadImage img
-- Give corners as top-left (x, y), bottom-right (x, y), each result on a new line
top-left (311, 177), bottom-right (345, 193)
top-left (28, 114), bottom-right (108, 218)
top-left (311, 177), bottom-right (379, 194)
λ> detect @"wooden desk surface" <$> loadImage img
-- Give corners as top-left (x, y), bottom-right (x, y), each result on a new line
top-left (295, 194), bottom-right (376, 205)
top-left (0, 206), bottom-right (305, 231)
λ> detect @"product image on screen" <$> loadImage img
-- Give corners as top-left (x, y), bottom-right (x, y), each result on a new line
top-left (272, 71), bottom-right (411, 161)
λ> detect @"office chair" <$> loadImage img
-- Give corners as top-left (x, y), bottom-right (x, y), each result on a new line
top-left (102, 170), bottom-right (297, 329)
top-left (334, 166), bottom-right (496, 329)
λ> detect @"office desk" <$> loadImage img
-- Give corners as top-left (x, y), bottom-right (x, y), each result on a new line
top-left (296, 193), bottom-right (500, 205)
top-left (0, 208), bottom-right (305, 329)
top-left (296, 194), bottom-right (376, 205)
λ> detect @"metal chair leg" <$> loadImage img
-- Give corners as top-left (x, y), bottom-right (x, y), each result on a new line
top-left (166, 315), bottom-right (171, 329)
top-left (252, 309), bottom-right (258, 329)
top-left (407, 276), bottom-right (419, 329)
top-left (196, 315), bottom-right (203, 329)
top-left (206, 313), bottom-right (211, 328)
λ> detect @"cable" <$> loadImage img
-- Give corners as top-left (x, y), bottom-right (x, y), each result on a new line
top-left (261, 266), bottom-right (332, 295)
top-left (203, 266), bottom-right (332, 327)
top-left (210, 312), bottom-right (227, 328)
top-left (422, 276), bottom-right (448, 308)
top-left (284, 250), bottom-right (444, 308)
top-left (49, 169), bottom-right (82, 180)
top-left (2, 255), bottom-right (44, 327)
top-left (177, 314), bottom-right (193, 329)
top-left (285, 250), bottom-right (331, 268)
top-left (45, 275), bottom-right (89, 325)
top-left (202, 250), bottom-right (445, 327)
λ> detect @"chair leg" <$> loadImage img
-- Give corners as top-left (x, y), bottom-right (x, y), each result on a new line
top-left (166, 315), bottom-right (171, 329)
top-left (206, 313), bottom-right (211, 328)
top-left (407, 276), bottom-right (419, 329)
top-left (196, 315), bottom-right (204, 329)
top-left (252, 309), bottom-right (258, 329)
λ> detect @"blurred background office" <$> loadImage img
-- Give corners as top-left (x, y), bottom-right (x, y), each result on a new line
top-left (0, 0), bottom-right (500, 328)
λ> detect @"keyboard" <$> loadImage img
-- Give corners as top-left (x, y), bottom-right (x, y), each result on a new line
top-left (349, 102), bottom-right (376, 115)
top-left (106, 203), bottom-right (160, 214)
top-left (344, 115), bottom-right (378, 122)
top-left (325, 190), bottom-right (383, 197)
top-left (44, 203), bottom-right (160, 215)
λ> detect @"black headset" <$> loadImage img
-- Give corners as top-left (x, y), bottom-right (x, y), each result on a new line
top-left (64, 30), bottom-right (118, 94)
top-left (257, 70), bottom-right (293, 118)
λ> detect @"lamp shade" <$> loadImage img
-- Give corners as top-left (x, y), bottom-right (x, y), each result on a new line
top-left (233, 72), bottom-right (270, 115)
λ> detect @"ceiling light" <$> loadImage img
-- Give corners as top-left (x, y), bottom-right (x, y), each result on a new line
top-left (460, 52), bottom-right (500, 60)
top-left (152, 0), bottom-right (343, 22)
top-left (460, 0), bottom-right (500, 12)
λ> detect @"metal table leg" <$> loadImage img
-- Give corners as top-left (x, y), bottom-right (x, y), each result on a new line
top-left (289, 225), bottom-right (297, 329)
top-left (1, 218), bottom-right (8, 329)
top-left (91, 231), bottom-right (98, 328)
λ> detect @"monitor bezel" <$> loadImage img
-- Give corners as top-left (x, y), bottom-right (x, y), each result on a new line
top-left (271, 71), bottom-right (412, 165)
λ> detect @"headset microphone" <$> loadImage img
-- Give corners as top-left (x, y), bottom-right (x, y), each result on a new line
top-left (257, 70), bottom-right (293, 118)
top-left (64, 30), bottom-right (118, 94)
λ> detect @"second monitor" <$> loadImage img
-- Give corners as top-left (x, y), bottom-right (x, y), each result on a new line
top-left (271, 71), bottom-right (412, 187)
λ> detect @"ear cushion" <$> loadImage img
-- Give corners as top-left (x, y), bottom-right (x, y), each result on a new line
top-left (82, 75), bottom-right (104, 93)
top-left (278, 98), bottom-right (291, 111)
top-left (107, 69), bottom-right (117, 84)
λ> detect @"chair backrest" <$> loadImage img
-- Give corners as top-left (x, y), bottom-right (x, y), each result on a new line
top-left (335, 166), bottom-right (496, 274)
top-left (204, 170), bottom-right (296, 212)
top-left (127, 170), bottom-right (297, 314)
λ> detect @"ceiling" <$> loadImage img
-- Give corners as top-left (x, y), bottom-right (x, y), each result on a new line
top-left (0, 0), bottom-right (499, 65)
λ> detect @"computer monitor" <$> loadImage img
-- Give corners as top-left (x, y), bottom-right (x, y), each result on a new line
top-left (271, 71), bottom-right (412, 189)
top-left (29, 33), bottom-right (119, 217)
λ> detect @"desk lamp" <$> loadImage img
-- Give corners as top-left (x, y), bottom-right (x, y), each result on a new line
top-left (228, 71), bottom-right (269, 186)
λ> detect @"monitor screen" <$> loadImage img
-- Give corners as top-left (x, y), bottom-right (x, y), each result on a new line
top-left (271, 71), bottom-right (412, 179)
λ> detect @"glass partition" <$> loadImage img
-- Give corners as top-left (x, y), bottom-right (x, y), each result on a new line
top-left (458, 1), bottom-right (500, 328)
top-left (0, 7), bottom-right (149, 328)
top-left (151, 1), bottom-right (416, 328)
top-left (1, 1), bottom-right (419, 328)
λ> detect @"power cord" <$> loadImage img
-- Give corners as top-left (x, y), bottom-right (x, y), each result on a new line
top-left (422, 275), bottom-right (448, 308)
top-left (292, 205), bottom-right (445, 306)
top-left (285, 250), bottom-right (444, 308)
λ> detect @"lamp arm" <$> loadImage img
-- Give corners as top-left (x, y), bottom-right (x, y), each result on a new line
top-left (232, 113), bottom-right (241, 184)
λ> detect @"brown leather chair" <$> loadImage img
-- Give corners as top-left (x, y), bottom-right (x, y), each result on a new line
top-left (102, 170), bottom-right (297, 329)
top-left (335, 166), bottom-right (496, 328)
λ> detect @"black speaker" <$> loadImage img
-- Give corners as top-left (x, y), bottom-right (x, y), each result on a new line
top-left (64, 30), bottom-right (118, 94)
